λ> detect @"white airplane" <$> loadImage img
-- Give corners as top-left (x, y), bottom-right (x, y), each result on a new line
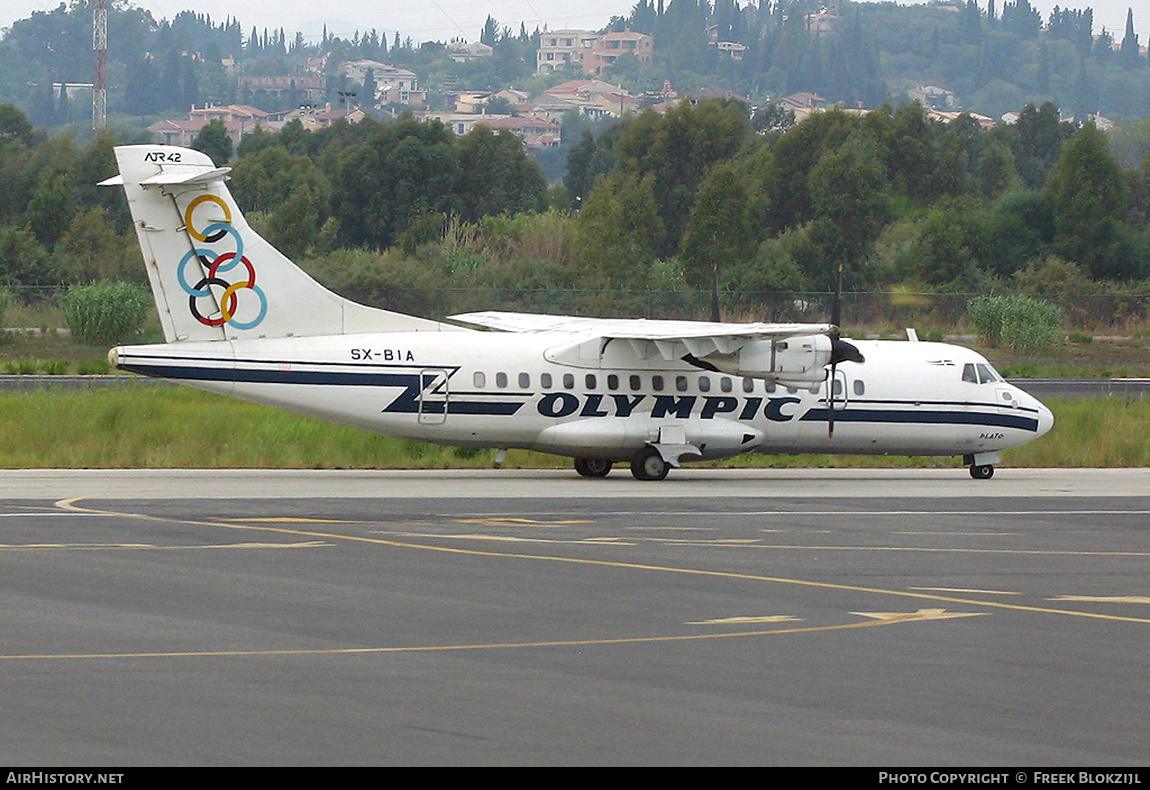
top-left (101, 144), bottom-right (1053, 480)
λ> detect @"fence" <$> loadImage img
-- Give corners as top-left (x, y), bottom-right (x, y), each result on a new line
top-left (6, 285), bottom-right (1149, 331)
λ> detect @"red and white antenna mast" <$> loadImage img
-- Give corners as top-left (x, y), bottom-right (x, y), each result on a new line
top-left (92, 0), bottom-right (107, 131)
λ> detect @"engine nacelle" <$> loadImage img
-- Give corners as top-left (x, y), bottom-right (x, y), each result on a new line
top-left (702, 334), bottom-right (832, 384)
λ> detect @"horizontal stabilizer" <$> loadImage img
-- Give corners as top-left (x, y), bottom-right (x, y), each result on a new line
top-left (98, 166), bottom-right (230, 188)
top-left (139, 166), bottom-right (232, 186)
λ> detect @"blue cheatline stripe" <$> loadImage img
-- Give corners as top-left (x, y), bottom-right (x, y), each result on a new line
top-left (116, 361), bottom-right (523, 416)
top-left (801, 407), bottom-right (1039, 432)
top-left (118, 359), bottom-right (1036, 431)
top-left (119, 362), bottom-right (408, 387)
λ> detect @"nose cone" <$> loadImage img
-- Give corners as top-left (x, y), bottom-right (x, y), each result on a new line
top-left (1035, 401), bottom-right (1054, 438)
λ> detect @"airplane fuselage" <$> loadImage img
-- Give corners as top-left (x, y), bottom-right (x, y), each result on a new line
top-left (113, 330), bottom-right (1053, 464)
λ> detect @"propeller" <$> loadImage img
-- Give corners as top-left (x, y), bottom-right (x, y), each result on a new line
top-left (827, 262), bottom-right (864, 438)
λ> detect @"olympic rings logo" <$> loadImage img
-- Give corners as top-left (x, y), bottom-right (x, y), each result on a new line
top-left (178, 194), bottom-right (267, 330)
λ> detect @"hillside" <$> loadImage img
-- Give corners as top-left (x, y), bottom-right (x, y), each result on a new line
top-left (1, 0), bottom-right (1148, 134)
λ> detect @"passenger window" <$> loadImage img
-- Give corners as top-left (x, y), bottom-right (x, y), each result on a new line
top-left (720, 377), bottom-right (732, 393)
top-left (831, 379), bottom-right (843, 396)
top-left (652, 375), bottom-right (664, 392)
top-left (473, 371), bottom-right (486, 388)
top-left (585, 374), bottom-right (597, 389)
top-left (496, 372), bottom-right (508, 388)
top-left (765, 382), bottom-right (776, 393)
top-left (699, 376), bottom-right (711, 392)
top-left (607, 374), bottom-right (619, 390)
top-left (518, 372), bottom-right (530, 389)
top-left (675, 375), bottom-right (688, 392)
top-left (541, 372), bottom-right (552, 389)
top-left (563, 373), bottom-right (574, 389)
top-left (853, 379), bottom-right (865, 396)
top-left (629, 374), bottom-right (641, 391)
top-left (742, 378), bottom-right (755, 393)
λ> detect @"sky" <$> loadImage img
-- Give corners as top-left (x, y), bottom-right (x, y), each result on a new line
top-left (0, 0), bottom-right (1144, 43)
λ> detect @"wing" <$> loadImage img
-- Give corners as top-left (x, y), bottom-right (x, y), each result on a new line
top-left (449, 311), bottom-right (838, 383)
top-left (449, 310), bottom-right (833, 342)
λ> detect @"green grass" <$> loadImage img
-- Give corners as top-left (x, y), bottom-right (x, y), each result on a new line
top-left (0, 388), bottom-right (1142, 469)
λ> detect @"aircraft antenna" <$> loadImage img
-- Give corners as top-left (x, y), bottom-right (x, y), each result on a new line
top-left (92, 0), bottom-right (107, 132)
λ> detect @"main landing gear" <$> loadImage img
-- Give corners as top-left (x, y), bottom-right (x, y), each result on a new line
top-left (573, 449), bottom-right (671, 480)
top-left (629, 447), bottom-right (670, 481)
top-left (573, 457), bottom-right (612, 478)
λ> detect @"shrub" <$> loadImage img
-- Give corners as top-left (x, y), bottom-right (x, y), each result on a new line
top-left (62, 281), bottom-right (151, 345)
top-left (968, 294), bottom-right (1063, 352)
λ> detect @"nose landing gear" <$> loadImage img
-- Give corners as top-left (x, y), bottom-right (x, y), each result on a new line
top-left (964, 453), bottom-right (998, 480)
top-left (969, 464), bottom-right (994, 479)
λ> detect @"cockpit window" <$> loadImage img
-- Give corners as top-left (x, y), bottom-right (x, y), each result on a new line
top-left (963, 362), bottom-right (1003, 384)
top-left (976, 363), bottom-right (1002, 383)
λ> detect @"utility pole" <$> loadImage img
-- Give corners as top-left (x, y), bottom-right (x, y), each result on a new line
top-left (92, 0), bottom-right (107, 131)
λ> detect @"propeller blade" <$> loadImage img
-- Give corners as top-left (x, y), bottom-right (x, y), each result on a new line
top-left (826, 261), bottom-right (851, 439)
top-left (831, 261), bottom-right (843, 333)
top-left (827, 363), bottom-right (836, 438)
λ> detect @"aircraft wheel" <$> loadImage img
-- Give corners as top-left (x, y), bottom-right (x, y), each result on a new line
top-left (969, 464), bottom-right (994, 480)
top-left (574, 457), bottom-right (612, 478)
top-left (630, 447), bottom-right (669, 481)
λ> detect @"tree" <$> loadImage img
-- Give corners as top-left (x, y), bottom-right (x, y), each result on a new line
top-left (230, 144), bottom-right (331, 215)
top-left (55, 207), bottom-right (138, 283)
top-left (1119, 9), bottom-right (1142, 70)
top-left (571, 171), bottom-right (665, 284)
top-left (363, 68), bottom-right (377, 107)
top-left (564, 131), bottom-right (597, 207)
top-left (0, 225), bottom-right (54, 289)
top-left (751, 103), bottom-right (795, 134)
top-left (332, 118), bottom-right (459, 249)
top-left (0, 104), bottom-right (35, 146)
top-left (453, 125), bottom-right (547, 222)
top-left (480, 15), bottom-right (500, 47)
top-left (761, 109), bottom-right (860, 233)
top-left (191, 118), bottom-right (233, 164)
top-left (806, 133), bottom-right (891, 290)
top-left (976, 141), bottom-right (1020, 197)
top-left (1044, 123), bottom-right (1134, 279)
top-left (24, 160), bottom-right (77, 250)
top-left (680, 162), bottom-right (759, 319)
top-left (1010, 102), bottom-right (1076, 188)
top-left (614, 99), bottom-right (752, 257)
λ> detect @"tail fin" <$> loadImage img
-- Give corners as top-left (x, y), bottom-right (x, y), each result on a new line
top-left (102, 144), bottom-right (443, 342)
